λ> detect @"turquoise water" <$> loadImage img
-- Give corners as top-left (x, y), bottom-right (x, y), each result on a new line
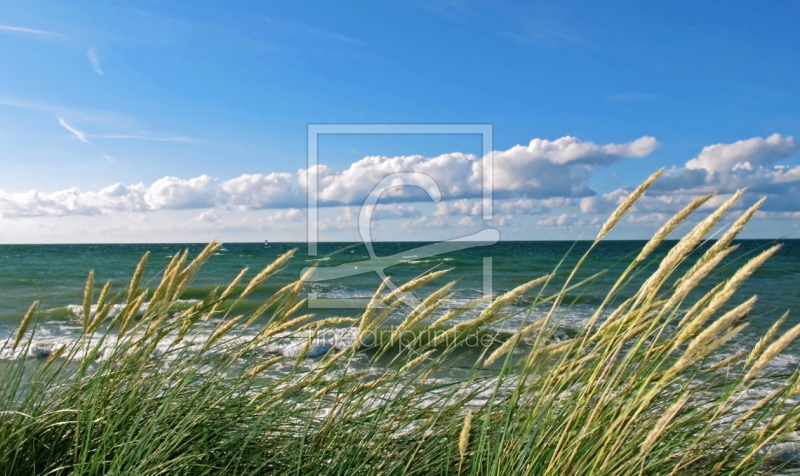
top-left (1, 240), bottom-right (799, 363)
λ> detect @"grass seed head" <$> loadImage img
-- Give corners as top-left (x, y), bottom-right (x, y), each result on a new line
top-left (459, 410), bottom-right (474, 459)
top-left (13, 300), bottom-right (39, 352)
top-left (745, 319), bottom-right (800, 383)
top-left (240, 249), bottom-right (297, 299)
top-left (635, 192), bottom-right (714, 263)
top-left (82, 270), bottom-right (94, 330)
top-left (747, 311), bottom-right (789, 367)
top-left (595, 168), bottom-right (663, 243)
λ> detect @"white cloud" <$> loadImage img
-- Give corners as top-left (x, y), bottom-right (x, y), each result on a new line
top-left (266, 208), bottom-right (305, 225)
top-left (196, 210), bottom-right (220, 223)
top-left (0, 183), bottom-right (147, 217)
top-left (686, 133), bottom-right (798, 176)
top-left (434, 197), bottom-right (569, 228)
top-left (457, 216), bottom-right (474, 227)
top-left (538, 213), bottom-right (579, 227)
top-left (435, 199), bottom-right (482, 217)
top-left (87, 47), bottom-right (103, 75)
top-left (634, 134), bottom-right (800, 219)
top-left (403, 215), bottom-right (448, 230)
top-left (536, 214), bottom-right (601, 228)
top-left (490, 136), bottom-right (658, 198)
top-left (300, 152), bottom-right (475, 205)
top-left (628, 212), bottom-right (671, 223)
top-left (653, 134), bottom-right (800, 195)
top-left (319, 206), bottom-right (357, 231)
top-left (498, 197), bottom-right (569, 215)
top-left (370, 204), bottom-right (422, 220)
top-left (0, 175), bottom-right (234, 218)
top-left (221, 173), bottom-right (301, 209)
top-left (144, 175), bottom-right (217, 210)
top-left (564, 134), bottom-right (800, 228)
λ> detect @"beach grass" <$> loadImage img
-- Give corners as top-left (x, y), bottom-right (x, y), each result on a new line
top-left (2, 175), bottom-right (800, 475)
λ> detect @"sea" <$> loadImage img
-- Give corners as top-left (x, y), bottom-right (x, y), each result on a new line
top-left (1, 240), bottom-right (799, 369)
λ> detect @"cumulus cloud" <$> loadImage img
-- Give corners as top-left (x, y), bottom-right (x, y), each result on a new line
top-left (222, 173), bottom-right (301, 209)
top-left (538, 213), bottom-right (578, 227)
top-left (144, 175), bottom-right (217, 210)
top-left (265, 208), bottom-right (305, 226)
top-left (499, 197), bottom-right (570, 215)
top-left (435, 199), bottom-right (482, 217)
top-left (653, 134), bottom-right (800, 194)
top-left (537, 213), bottom-right (601, 228)
top-left (435, 197), bottom-right (569, 221)
top-left (196, 210), bottom-right (220, 223)
top-left (0, 183), bottom-right (147, 217)
top-left (403, 215), bottom-right (448, 230)
top-left (489, 136), bottom-right (658, 199)
top-left (0, 176), bottom-right (218, 218)
top-left (686, 133), bottom-right (798, 176)
top-left (302, 152), bottom-right (476, 205)
top-left (370, 204), bottom-right (422, 220)
top-left (319, 206), bottom-right (357, 231)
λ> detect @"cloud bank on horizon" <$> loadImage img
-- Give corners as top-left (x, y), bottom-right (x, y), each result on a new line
top-left (1, 132), bottom-right (798, 242)
top-left (2, 135), bottom-right (659, 216)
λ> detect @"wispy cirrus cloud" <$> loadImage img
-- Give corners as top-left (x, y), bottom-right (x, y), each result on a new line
top-left (92, 134), bottom-right (205, 143)
top-left (0, 24), bottom-right (63, 37)
top-left (57, 117), bottom-right (89, 143)
top-left (260, 16), bottom-right (362, 45)
top-left (56, 117), bottom-right (115, 162)
top-left (0, 96), bottom-right (143, 129)
top-left (87, 47), bottom-right (104, 75)
top-left (0, 97), bottom-right (203, 146)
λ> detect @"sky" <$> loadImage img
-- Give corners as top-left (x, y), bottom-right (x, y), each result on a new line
top-left (1, 0), bottom-right (800, 243)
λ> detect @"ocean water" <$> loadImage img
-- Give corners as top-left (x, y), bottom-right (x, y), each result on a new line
top-left (1, 240), bottom-right (799, 367)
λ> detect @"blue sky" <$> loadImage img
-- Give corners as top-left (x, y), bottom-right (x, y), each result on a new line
top-left (1, 0), bottom-right (799, 243)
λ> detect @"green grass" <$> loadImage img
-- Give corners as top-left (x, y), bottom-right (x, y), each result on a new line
top-left (2, 172), bottom-right (800, 475)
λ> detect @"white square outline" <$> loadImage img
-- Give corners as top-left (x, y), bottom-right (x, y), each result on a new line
top-left (305, 124), bottom-right (494, 309)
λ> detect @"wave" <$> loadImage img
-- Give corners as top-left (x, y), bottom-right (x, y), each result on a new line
top-left (0, 325), bottom-right (359, 362)
top-left (0, 317), bottom-right (599, 366)
top-left (60, 298), bottom-right (199, 321)
top-left (305, 256), bottom-right (332, 263)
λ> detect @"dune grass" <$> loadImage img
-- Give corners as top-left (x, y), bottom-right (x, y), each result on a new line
top-left (2, 173), bottom-right (800, 475)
